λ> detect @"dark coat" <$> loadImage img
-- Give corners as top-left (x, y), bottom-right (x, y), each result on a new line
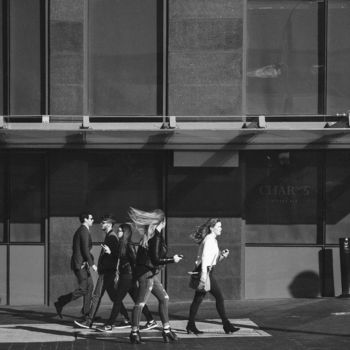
top-left (70, 225), bottom-right (94, 271)
top-left (97, 230), bottom-right (119, 274)
top-left (134, 229), bottom-right (174, 279)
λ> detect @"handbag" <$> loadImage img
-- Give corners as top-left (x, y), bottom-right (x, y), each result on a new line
top-left (189, 264), bottom-right (201, 289)
top-left (188, 264), bottom-right (211, 291)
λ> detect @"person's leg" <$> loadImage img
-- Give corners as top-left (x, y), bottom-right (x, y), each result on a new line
top-left (187, 289), bottom-right (206, 334)
top-left (129, 280), bottom-right (154, 323)
top-left (209, 272), bottom-right (239, 334)
top-left (151, 274), bottom-right (169, 326)
top-left (130, 272), bottom-right (154, 344)
top-left (209, 273), bottom-right (228, 322)
top-left (56, 268), bottom-right (92, 318)
top-left (83, 271), bottom-right (94, 316)
top-left (151, 274), bottom-right (177, 342)
top-left (131, 272), bottom-right (154, 331)
top-left (106, 275), bottom-right (132, 325)
top-left (86, 274), bottom-right (105, 323)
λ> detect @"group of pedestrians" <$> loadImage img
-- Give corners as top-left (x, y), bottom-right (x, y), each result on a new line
top-left (54, 208), bottom-right (239, 344)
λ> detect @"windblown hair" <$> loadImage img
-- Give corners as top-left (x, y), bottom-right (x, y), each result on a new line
top-left (128, 207), bottom-right (165, 248)
top-left (190, 223), bottom-right (209, 244)
top-left (190, 218), bottom-right (221, 244)
top-left (118, 223), bottom-right (133, 257)
top-left (205, 218), bottom-right (221, 230)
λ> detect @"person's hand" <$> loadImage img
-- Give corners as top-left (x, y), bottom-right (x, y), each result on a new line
top-left (173, 254), bottom-right (183, 263)
top-left (197, 280), bottom-right (206, 291)
top-left (101, 244), bottom-right (111, 254)
top-left (92, 264), bottom-right (97, 272)
top-left (221, 249), bottom-right (229, 259)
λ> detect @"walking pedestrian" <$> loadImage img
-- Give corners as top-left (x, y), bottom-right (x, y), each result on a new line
top-left (74, 214), bottom-right (129, 329)
top-left (187, 218), bottom-right (240, 335)
top-left (54, 212), bottom-right (97, 319)
top-left (96, 223), bottom-right (157, 332)
top-left (128, 207), bottom-right (183, 344)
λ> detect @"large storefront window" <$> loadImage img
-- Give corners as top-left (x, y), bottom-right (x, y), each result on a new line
top-left (89, 0), bottom-right (162, 116)
top-left (246, 0), bottom-right (324, 115)
top-left (245, 151), bottom-right (320, 244)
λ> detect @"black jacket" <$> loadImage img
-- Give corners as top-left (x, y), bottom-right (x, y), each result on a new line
top-left (134, 229), bottom-right (174, 279)
top-left (70, 225), bottom-right (94, 271)
top-left (97, 230), bottom-right (119, 274)
top-left (118, 243), bottom-right (138, 276)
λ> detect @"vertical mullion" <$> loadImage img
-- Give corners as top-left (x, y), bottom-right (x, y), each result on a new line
top-left (83, 0), bottom-right (89, 117)
top-left (41, 0), bottom-right (49, 116)
top-left (162, 0), bottom-right (168, 121)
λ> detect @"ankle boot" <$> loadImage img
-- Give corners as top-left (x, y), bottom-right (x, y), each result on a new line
top-left (186, 322), bottom-right (203, 335)
top-left (129, 330), bottom-right (142, 344)
top-left (162, 328), bottom-right (178, 343)
top-left (223, 321), bottom-right (240, 334)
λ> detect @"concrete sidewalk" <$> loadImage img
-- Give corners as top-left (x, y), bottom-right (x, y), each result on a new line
top-left (0, 298), bottom-right (349, 349)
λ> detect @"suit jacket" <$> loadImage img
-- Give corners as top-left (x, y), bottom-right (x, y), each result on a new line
top-left (70, 225), bottom-right (94, 271)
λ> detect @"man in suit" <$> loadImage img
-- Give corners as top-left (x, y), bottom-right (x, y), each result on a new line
top-left (54, 212), bottom-right (97, 318)
top-left (74, 214), bottom-right (130, 329)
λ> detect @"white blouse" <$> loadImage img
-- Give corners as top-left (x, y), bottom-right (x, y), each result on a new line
top-left (195, 233), bottom-right (220, 282)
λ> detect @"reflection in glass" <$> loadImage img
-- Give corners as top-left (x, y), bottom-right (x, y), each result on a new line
top-left (89, 0), bottom-right (162, 116)
top-left (246, 0), bottom-right (323, 115)
top-left (245, 151), bottom-right (319, 244)
top-left (327, 1), bottom-right (350, 114)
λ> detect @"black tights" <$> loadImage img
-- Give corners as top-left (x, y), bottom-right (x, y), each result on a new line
top-left (188, 271), bottom-right (228, 325)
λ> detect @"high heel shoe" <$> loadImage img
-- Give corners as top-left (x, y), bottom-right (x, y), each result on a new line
top-left (186, 322), bottom-right (203, 335)
top-left (162, 328), bottom-right (178, 343)
top-left (223, 321), bottom-right (240, 334)
top-left (129, 330), bottom-right (142, 344)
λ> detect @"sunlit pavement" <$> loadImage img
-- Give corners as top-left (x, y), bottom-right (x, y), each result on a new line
top-left (0, 298), bottom-right (350, 349)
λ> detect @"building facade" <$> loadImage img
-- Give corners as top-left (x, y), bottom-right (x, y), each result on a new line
top-left (1, 0), bottom-right (350, 305)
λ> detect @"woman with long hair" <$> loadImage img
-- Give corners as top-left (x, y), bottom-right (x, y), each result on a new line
top-left (96, 223), bottom-right (157, 332)
top-left (128, 207), bottom-right (183, 344)
top-left (187, 218), bottom-right (240, 335)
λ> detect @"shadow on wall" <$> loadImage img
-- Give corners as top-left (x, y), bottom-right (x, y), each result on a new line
top-left (288, 271), bottom-right (320, 298)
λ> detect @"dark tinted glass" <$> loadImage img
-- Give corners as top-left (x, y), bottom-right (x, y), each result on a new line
top-left (10, 0), bottom-right (42, 115)
top-left (246, 0), bottom-right (322, 115)
top-left (89, 0), bottom-right (161, 116)
top-left (245, 151), bottom-right (319, 244)
top-left (10, 155), bottom-right (44, 242)
top-left (327, 1), bottom-right (350, 114)
top-left (325, 151), bottom-right (350, 243)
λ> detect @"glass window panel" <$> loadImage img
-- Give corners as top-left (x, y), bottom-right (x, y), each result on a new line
top-left (49, 152), bottom-right (162, 243)
top-left (89, 0), bottom-right (161, 116)
top-left (246, 0), bottom-right (322, 115)
top-left (245, 151), bottom-right (319, 244)
top-left (0, 0), bottom-right (3, 114)
top-left (10, 155), bottom-right (43, 242)
top-left (325, 151), bottom-right (350, 244)
top-left (327, 1), bottom-right (350, 114)
top-left (0, 158), bottom-right (4, 242)
top-left (167, 167), bottom-right (240, 217)
top-left (10, 0), bottom-right (42, 115)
